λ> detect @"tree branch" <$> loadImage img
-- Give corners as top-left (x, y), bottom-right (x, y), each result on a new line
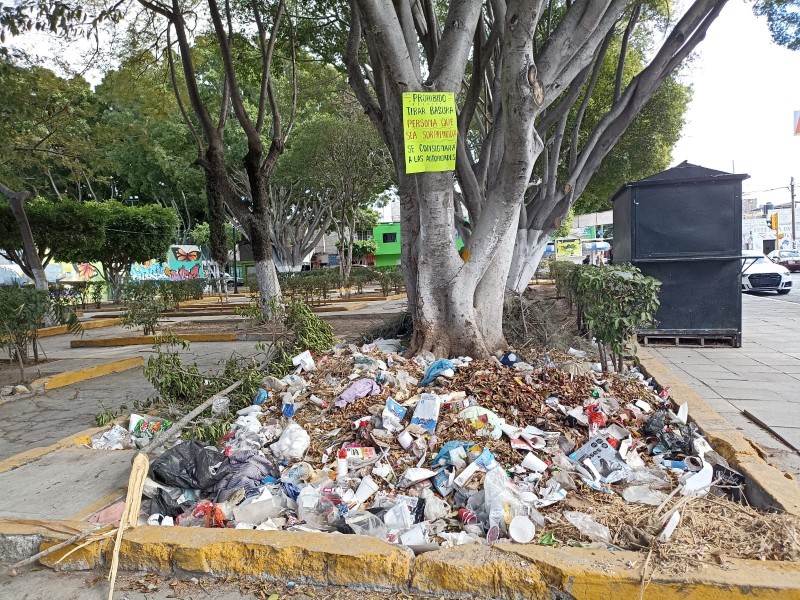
top-left (356, 0), bottom-right (421, 90)
top-left (614, 1), bottom-right (641, 102)
top-left (427, 0), bottom-right (482, 93)
top-left (166, 25), bottom-right (204, 162)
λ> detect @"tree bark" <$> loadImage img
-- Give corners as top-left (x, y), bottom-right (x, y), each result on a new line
top-left (1, 185), bottom-right (48, 293)
top-left (506, 228), bottom-right (549, 293)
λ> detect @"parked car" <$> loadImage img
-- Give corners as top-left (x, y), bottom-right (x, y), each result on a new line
top-left (741, 251), bottom-right (792, 294)
top-left (225, 273), bottom-right (245, 288)
top-left (767, 249), bottom-right (800, 272)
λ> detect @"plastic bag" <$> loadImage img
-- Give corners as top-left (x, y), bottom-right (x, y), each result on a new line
top-left (345, 511), bottom-right (387, 538)
top-left (292, 350), bottom-right (316, 372)
top-left (421, 488), bottom-right (450, 521)
top-left (270, 422), bottom-right (310, 460)
top-left (91, 424), bottom-right (133, 450)
top-left (622, 485), bottom-right (668, 506)
top-left (563, 511), bottom-right (611, 544)
top-left (211, 395), bottom-right (230, 416)
top-left (149, 440), bottom-right (230, 492)
top-left (149, 488), bottom-right (187, 518)
top-left (421, 359), bottom-right (455, 386)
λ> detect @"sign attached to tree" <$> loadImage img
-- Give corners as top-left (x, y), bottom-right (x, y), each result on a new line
top-left (402, 92), bottom-right (458, 173)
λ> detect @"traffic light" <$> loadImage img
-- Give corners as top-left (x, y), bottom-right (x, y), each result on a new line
top-left (767, 213), bottom-right (779, 230)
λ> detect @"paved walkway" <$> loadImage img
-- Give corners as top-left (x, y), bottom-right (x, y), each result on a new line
top-left (0, 298), bottom-right (408, 461)
top-left (642, 292), bottom-right (800, 478)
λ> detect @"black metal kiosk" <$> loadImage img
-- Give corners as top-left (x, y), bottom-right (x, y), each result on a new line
top-left (612, 161), bottom-right (749, 347)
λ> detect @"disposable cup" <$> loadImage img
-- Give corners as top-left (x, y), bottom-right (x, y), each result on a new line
top-left (509, 515), bottom-right (536, 543)
top-left (353, 475), bottom-right (379, 504)
top-left (397, 430), bottom-right (413, 449)
top-left (521, 452), bottom-right (548, 473)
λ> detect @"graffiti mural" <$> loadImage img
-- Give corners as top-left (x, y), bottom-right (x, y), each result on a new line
top-left (130, 245), bottom-right (205, 281)
top-left (167, 245), bottom-right (204, 280)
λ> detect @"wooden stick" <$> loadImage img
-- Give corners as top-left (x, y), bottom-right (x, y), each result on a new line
top-left (107, 452), bottom-right (149, 600)
top-left (7, 527), bottom-right (101, 576)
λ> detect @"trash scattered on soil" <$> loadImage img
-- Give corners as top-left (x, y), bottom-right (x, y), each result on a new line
top-left (90, 343), bottom-right (800, 572)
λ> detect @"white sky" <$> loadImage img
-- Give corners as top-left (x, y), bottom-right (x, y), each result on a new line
top-left (671, 0), bottom-right (800, 206)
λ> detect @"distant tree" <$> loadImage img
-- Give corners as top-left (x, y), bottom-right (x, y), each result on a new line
top-left (94, 53), bottom-right (208, 237)
top-left (0, 197), bottom-right (103, 279)
top-left (278, 113), bottom-right (391, 280)
top-left (70, 201), bottom-right (179, 301)
top-left (0, 57), bottom-right (100, 201)
top-left (754, 0), bottom-right (800, 50)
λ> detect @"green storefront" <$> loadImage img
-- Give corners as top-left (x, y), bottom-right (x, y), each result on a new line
top-left (373, 223), bottom-right (402, 267)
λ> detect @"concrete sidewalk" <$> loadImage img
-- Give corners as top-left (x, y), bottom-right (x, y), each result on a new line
top-left (641, 293), bottom-right (800, 479)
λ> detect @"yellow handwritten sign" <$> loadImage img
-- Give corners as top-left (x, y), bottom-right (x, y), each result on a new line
top-left (402, 92), bottom-right (458, 174)
top-left (556, 239), bottom-right (582, 257)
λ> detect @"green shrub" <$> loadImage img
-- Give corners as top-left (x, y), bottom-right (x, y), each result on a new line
top-left (0, 285), bottom-right (80, 380)
top-left (90, 281), bottom-right (105, 308)
top-left (555, 262), bottom-right (661, 371)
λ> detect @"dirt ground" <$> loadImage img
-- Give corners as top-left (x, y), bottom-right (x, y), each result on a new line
top-left (166, 313), bottom-right (403, 344)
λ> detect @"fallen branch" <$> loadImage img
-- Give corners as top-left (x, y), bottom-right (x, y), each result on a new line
top-left (7, 526), bottom-right (103, 576)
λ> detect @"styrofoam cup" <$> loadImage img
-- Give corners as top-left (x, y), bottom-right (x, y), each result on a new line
top-left (521, 452), bottom-right (548, 473)
top-left (509, 515), bottom-right (536, 543)
top-left (353, 476), bottom-right (379, 504)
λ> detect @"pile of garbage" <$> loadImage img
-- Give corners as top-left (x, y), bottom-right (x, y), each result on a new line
top-left (91, 341), bottom-right (751, 554)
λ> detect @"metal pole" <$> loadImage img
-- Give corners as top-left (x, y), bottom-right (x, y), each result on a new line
top-left (232, 223), bottom-right (239, 294)
top-left (792, 177), bottom-right (796, 249)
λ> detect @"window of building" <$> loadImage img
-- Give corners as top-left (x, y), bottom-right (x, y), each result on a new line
top-left (355, 231), bottom-right (373, 241)
top-left (383, 232), bottom-right (397, 243)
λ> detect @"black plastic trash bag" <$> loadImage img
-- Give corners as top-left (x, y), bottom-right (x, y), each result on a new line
top-left (149, 440), bottom-right (230, 492)
top-left (149, 488), bottom-right (187, 518)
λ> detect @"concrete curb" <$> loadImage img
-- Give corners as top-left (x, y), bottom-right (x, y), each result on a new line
top-left (36, 318), bottom-right (122, 338)
top-left (0, 422), bottom-right (117, 475)
top-left (28, 356), bottom-right (144, 391)
top-left (2, 521), bottom-right (800, 598)
top-left (639, 351), bottom-right (800, 515)
top-left (312, 303), bottom-right (369, 313)
top-left (70, 334), bottom-right (237, 348)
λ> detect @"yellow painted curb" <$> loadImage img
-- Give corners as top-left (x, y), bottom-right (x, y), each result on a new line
top-left (29, 356), bottom-right (144, 391)
top-left (37, 318), bottom-right (122, 338)
top-left (639, 350), bottom-right (800, 516)
top-left (312, 303), bottom-right (369, 313)
top-left (70, 333), bottom-right (237, 347)
top-left (331, 293), bottom-right (407, 303)
top-left (4, 522), bottom-right (800, 598)
top-left (117, 527), bottom-right (414, 588)
top-left (412, 544), bottom-right (800, 600)
top-left (0, 421), bottom-right (119, 474)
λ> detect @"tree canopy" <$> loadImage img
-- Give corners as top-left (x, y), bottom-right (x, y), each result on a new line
top-left (754, 0), bottom-right (800, 50)
top-left (0, 197), bottom-right (103, 278)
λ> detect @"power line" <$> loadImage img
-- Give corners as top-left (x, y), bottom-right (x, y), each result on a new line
top-left (742, 185), bottom-right (790, 196)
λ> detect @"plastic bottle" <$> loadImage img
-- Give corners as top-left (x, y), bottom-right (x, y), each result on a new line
top-left (336, 449), bottom-right (348, 481)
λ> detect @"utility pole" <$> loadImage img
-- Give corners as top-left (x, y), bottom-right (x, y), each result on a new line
top-left (792, 177), bottom-right (796, 249)
top-left (231, 222), bottom-right (239, 294)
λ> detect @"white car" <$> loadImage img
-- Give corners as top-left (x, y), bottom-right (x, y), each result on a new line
top-left (741, 251), bottom-right (792, 294)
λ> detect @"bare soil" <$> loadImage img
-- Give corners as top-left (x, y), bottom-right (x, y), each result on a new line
top-left (165, 313), bottom-right (400, 344)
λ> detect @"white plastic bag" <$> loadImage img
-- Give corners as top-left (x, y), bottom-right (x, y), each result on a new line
top-left (270, 422), bottom-right (310, 460)
top-left (563, 511), bottom-right (611, 544)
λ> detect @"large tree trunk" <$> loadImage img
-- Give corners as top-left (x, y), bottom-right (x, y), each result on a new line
top-left (506, 228), bottom-right (550, 294)
top-left (401, 172), bottom-right (511, 358)
top-left (245, 151), bottom-right (282, 316)
top-left (203, 147), bottom-right (230, 295)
